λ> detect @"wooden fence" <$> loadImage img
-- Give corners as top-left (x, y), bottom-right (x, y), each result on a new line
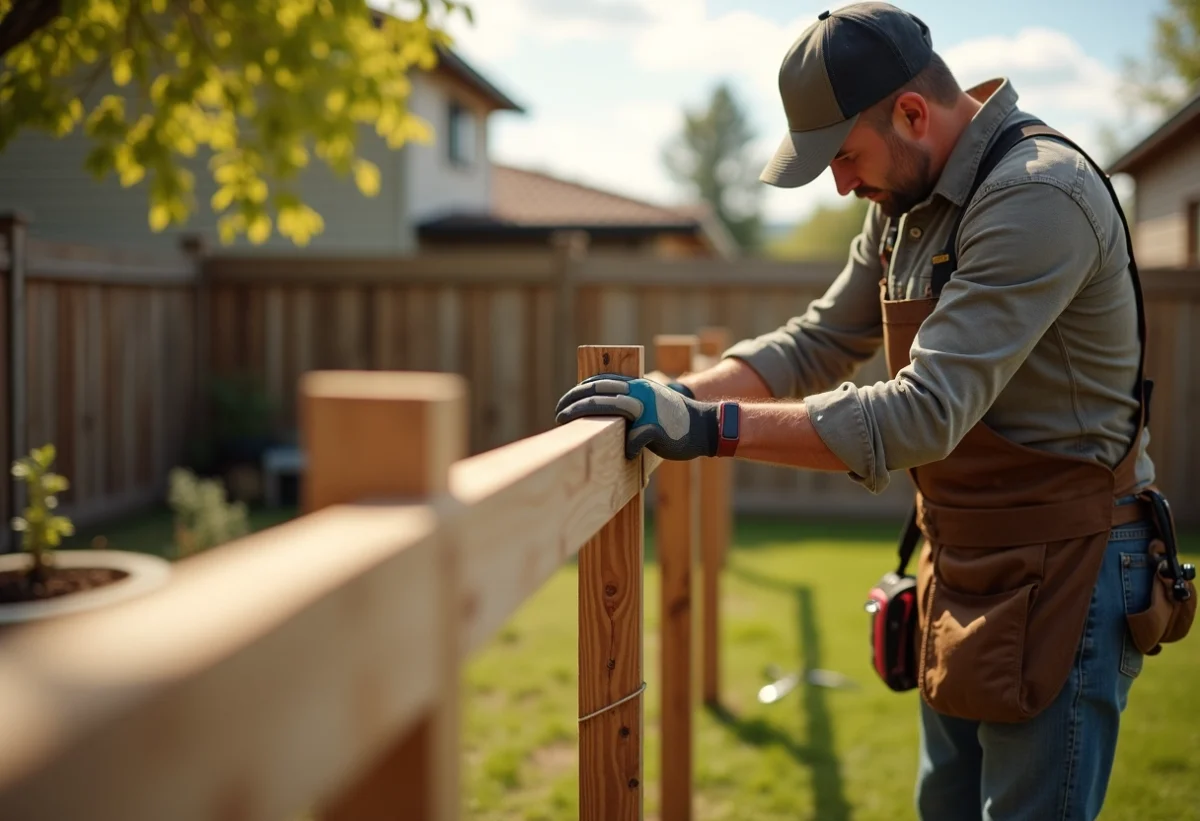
top-left (3, 214), bottom-right (1199, 528)
top-left (204, 248), bottom-right (1200, 524)
top-left (1, 215), bottom-right (200, 535)
top-left (0, 341), bottom-right (731, 821)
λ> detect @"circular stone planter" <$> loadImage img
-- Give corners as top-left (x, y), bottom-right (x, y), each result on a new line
top-left (0, 550), bottom-right (172, 625)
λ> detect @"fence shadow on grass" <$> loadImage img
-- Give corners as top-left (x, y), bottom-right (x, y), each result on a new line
top-left (706, 563), bottom-right (852, 821)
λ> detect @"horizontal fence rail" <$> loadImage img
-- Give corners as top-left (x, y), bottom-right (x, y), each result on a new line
top-left (0, 340), bottom-right (731, 821)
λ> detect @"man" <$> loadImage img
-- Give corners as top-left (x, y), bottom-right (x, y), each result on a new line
top-left (555, 3), bottom-right (1194, 820)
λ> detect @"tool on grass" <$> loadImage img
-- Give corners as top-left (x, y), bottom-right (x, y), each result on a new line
top-left (757, 664), bottom-right (857, 704)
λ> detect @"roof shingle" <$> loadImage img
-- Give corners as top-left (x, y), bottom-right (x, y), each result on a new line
top-left (490, 165), bottom-right (697, 227)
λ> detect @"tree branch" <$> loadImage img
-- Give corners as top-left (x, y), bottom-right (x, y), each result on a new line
top-left (0, 0), bottom-right (62, 60)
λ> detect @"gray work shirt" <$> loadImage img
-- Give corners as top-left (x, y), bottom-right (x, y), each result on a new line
top-left (724, 78), bottom-right (1155, 495)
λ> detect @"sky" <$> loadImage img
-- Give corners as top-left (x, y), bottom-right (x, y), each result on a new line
top-left (438, 0), bottom-right (1175, 226)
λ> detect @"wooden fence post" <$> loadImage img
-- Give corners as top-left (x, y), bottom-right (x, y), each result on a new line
top-left (697, 327), bottom-right (730, 706)
top-left (0, 213), bottom-right (28, 555)
top-left (577, 345), bottom-right (645, 821)
top-left (653, 335), bottom-right (700, 821)
top-left (302, 370), bottom-right (468, 821)
top-left (180, 235), bottom-right (211, 463)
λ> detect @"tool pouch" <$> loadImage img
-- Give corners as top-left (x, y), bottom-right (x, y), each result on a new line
top-left (865, 570), bottom-right (919, 691)
top-left (1126, 490), bottom-right (1196, 655)
top-left (865, 507), bottom-right (921, 692)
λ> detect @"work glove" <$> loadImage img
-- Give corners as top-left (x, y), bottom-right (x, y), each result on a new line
top-left (555, 373), bottom-right (718, 461)
top-left (644, 370), bottom-right (695, 399)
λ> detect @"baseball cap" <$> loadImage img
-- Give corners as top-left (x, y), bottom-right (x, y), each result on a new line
top-left (759, 2), bottom-right (934, 189)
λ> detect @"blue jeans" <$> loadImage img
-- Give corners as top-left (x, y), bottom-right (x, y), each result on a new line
top-left (914, 519), bottom-right (1156, 820)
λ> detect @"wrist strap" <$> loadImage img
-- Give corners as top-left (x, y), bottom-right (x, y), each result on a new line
top-left (715, 401), bottom-right (740, 458)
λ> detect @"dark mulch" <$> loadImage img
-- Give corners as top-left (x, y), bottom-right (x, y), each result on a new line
top-left (0, 567), bottom-right (129, 604)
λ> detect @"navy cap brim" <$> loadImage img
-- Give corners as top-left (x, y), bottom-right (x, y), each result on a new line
top-left (759, 114), bottom-right (858, 189)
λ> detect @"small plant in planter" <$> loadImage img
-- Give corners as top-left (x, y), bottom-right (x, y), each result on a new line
top-left (0, 445), bottom-right (126, 603)
top-left (0, 444), bottom-right (171, 623)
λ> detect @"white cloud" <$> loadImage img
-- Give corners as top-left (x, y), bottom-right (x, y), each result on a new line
top-left (446, 6), bottom-right (1145, 226)
top-left (944, 28), bottom-right (1122, 119)
top-left (490, 100), bottom-right (684, 208)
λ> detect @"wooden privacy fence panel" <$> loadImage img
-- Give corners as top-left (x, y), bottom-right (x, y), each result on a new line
top-left (206, 253), bottom-right (1200, 524)
top-left (1140, 271), bottom-right (1200, 520)
top-left (4, 220), bottom-right (1198, 531)
top-left (206, 250), bottom-right (571, 457)
top-left (21, 238), bottom-right (199, 527)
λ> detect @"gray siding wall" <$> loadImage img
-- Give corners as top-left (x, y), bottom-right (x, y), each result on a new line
top-left (0, 81), bottom-right (413, 255)
top-left (1132, 137), bottom-right (1200, 268)
top-left (404, 72), bottom-right (491, 225)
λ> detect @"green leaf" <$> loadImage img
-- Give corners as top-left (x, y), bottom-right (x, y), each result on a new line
top-left (149, 203), bottom-right (170, 231)
top-left (112, 50), bottom-right (133, 87)
top-left (247, 214), bottom-right (272, 244)
top-left (353, 158), bottom-right (381, 196)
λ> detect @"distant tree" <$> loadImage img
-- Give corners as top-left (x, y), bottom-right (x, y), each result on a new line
top-left (768, 198), bottom-right (868, 262)
top-left (662, 82), bottom-right (763, 252)
top-left (1100, 0), bottom-right (1199, 162)
top-left (1123, 0), bottom-right (1200, 114)
top-left (0, 0), bottom-right (471, 246)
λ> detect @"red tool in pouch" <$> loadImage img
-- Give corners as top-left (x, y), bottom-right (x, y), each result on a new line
top-left (864, 507), bottom-right (921, 692)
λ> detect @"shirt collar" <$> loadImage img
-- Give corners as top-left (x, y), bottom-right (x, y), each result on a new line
top-left (930, 77), bottom-right (1021, 208)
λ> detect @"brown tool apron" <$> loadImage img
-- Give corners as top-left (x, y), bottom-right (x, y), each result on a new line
top-left (880, 279), bottom-right (1191, 724)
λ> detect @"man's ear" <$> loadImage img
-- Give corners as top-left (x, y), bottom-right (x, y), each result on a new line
top-left (893, 92), bottom-right (930, 139)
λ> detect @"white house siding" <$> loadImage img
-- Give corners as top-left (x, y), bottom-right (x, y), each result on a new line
top-left (403, 71), bottom-right (491, 225)
top-left (0, 82), bottom-right (413, 255)
top-left (1131, 137), bottom-right (1200, 269)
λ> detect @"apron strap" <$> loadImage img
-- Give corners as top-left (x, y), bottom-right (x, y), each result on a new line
top-left (929, 117), bottom-right (1046, 296)
top-left (896, 503), bottom-right (921, 575)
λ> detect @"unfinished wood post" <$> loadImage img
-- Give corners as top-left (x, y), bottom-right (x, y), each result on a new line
top-left (697, 327), bottom-right (731, 706)
top-left (577, 345), bottom-right (645, 821)
top-left (303, 370), bottom-right (468, 821)
top-left (653, 335), bottom-right (700, 821)
top-left (0, 213), bottom-right (27, 555)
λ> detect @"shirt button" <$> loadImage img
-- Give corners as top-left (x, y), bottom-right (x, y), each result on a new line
top-left (909, 226), bottom-right (923, 238)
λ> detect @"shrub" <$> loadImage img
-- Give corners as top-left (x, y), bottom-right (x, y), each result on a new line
top-left (168, 467), bottom-right (250, 559)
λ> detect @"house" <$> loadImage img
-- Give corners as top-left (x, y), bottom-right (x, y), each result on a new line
top-left (0, 19), bottom-right (727, 259)
top-left (1108, 85), bottom-right (1200, 269)
top-left (417, 164), bottom-right (735, 258)
top-left (0, 44), bottom-right (525, 255)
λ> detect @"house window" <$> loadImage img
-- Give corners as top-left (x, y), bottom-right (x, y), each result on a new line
top-left (1188, 200), bottom-right (1199, 268)
top-left (447, 101), bottom-right (476, 167)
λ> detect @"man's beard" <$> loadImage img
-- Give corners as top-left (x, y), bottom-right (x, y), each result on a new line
top-left (855, 130), bottom-right (934, 218)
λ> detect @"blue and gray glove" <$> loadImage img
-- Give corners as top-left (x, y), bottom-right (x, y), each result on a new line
top-left (554, 374), bottom-right (718, 461)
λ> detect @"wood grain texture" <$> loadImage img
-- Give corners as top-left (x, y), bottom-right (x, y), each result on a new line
top-left (451, 417), bottom-right (641, 657)
top-left (654, 336), bottom-right (699, 821)
top-left (700, 453), bottom-right (729, 706)
top-left (577, 345), bottom-right (645, 821)
top-left (300, 371), bottom-right (467, 510)
top-left (0, 504), bottom-right (443, 821)
top-left (305, 370), bottom-right (467, 821)
top-left (654, 335), bottom-right (699, 378)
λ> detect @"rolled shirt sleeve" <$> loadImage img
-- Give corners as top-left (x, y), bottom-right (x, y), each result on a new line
top-left (805, 181), bottom-right (1101, 493)
top-left (722, 204), bottom-right (886, 398)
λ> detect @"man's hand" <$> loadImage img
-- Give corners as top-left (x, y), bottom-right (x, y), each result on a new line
top-left (555, 374), bottom-right (717, 461)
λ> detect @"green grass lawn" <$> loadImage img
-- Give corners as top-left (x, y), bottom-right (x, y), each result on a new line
top-left (460, 516), bottom-right (1199, 821)
top-left (67, 508), bottom-right (1199, 820)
